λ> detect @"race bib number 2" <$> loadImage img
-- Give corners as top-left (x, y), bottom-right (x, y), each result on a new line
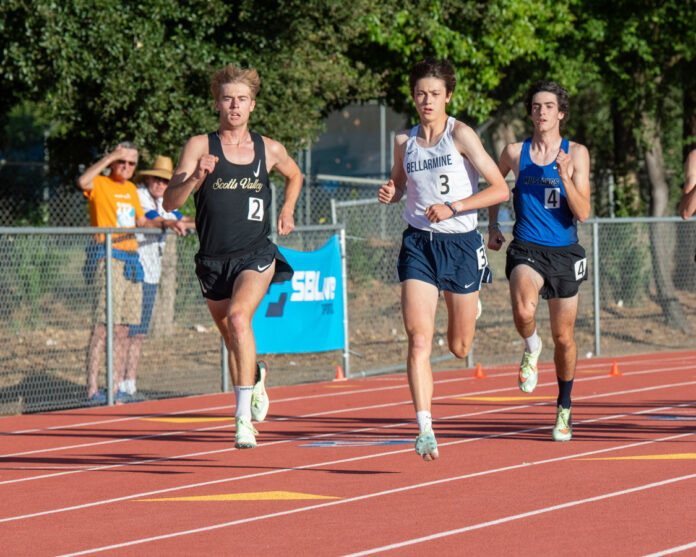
top-left (248, 197), bottom-right (264, 221)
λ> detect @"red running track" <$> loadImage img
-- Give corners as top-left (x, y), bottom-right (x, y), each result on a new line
top-left (1, 351), bottom-right (695, 556)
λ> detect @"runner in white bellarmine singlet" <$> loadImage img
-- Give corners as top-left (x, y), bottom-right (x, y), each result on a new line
top-left (403, 116), bottom-right (480, 233)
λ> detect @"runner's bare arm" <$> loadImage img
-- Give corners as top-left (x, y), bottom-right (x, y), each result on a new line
top-left (425, 123), bottom-right (509, 223)
top-left (162, 135), bottom-right (217, 212)
top-left (265, 137), bottom-right (303, 236)
top-left (489, 141), bottom-right (520, 226)
top-left (557, 142), bottom-right (591, 222)
top-left (679, 149), bottom-right (696, 219)
top-left (378, 131), bottom-right (408, 204)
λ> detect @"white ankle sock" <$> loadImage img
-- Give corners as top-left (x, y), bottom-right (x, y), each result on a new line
top-left (234, 386), bottom-right (253, 418)
top-left (416, 411), bottom-right (432, 433)
top-left (524, 330), bottom-right (540, 353)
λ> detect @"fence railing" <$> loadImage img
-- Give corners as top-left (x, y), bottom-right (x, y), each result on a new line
top-left (1, 181), bottom-right (695, 415)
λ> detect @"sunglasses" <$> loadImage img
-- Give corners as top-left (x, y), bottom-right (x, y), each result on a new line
top-left (116, 160), bottom-right (137, 167)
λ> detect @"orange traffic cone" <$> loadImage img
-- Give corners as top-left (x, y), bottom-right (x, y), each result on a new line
top-left (334, 365), bottom-right (346, 381)
top-left (474, 363), bottom-right (485, 379)
top-left (609, 361), bottom-right (622, 377)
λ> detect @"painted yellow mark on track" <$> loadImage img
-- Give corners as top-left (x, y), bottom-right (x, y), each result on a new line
top-left (579, 453), bottom-right (696, 461)
top-left (139, 491), bottom-right (340, 502)
top-left (456, 396), bottom-right (555, 401)
top-left (141, 417), bottom-right (233, 423)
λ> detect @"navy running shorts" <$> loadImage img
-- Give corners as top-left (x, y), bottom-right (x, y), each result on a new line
top-left (397, 225), bottom-right (491, 294)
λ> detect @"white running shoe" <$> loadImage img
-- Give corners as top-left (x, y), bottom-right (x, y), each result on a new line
top-left (415, 430), bottom-right (439, 461)
top-left (251, 361), bottom-right (269, 422)
top-left (552, 405), bottom-right (572, 441)
top-left (518, 340), bottom-right (542, 393)
top-left (234, 416), bottom-right (258, 449)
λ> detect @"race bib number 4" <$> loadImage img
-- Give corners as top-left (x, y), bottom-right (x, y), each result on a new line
top-left (574, 258), bottom-right (587, 280)
top-left (544, 187), bottom-right (561, 209)
top-left (248, 197), bottom-right (264, 221)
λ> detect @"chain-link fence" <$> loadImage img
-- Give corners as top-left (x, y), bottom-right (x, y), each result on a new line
top-left (331, 194), bottom-right (696, 378)
top-left (0, 225), bottom-right (343, 414)
top-left (1, 178), bottom-right (695, 415)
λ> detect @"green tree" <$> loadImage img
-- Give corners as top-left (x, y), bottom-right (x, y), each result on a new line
top-left (1, 0), bottom-right (383, 181)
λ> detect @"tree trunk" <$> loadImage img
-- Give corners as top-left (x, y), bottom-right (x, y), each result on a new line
top-left (612, 99), bottom-right (642, 215)
top-left (644, 112), bottom-right (691, 332)
top-left (150, 234), bottom-right (178, 338)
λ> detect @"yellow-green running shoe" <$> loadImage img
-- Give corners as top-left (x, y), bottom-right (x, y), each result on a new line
top-left (415, 430), bottom-right (439, 461)
top-left (552, 405), bottom-right (572, 441)
top-left (518, 339), bottom-right (542, 393)
top-left (251, 361), bottom-right (269, 423)
top-left (234, 416), bottom-right (258, 449)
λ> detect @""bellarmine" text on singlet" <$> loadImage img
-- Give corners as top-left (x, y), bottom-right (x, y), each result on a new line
top-left (403, 116), bottom-right (480, 233)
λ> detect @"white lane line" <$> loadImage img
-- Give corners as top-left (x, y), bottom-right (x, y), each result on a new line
top-left (54, 449), bottom-right (696, 556)
top-left (3, 353), bottom-right (693, 436)
top-left (2, 362), bottom-right (693, 461)
top-left (643, 541), bottom-right (696, 557)
top-left (343, 474), bottom-right (696, 557)
top-left (2, 379), bottom-right (695, 487)
top-left (1, 400), bottom-right (693, 524)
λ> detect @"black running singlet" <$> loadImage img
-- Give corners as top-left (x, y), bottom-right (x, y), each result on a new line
top-left (194, 132), bottom-right (271, 257)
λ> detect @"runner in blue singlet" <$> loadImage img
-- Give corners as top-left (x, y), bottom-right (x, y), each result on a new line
top-left (488, 81), bottom-right (591, 442)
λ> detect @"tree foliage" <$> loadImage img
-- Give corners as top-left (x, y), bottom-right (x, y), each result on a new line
top-left (1, 0), bottom-right (695, 219)
top-left (1, 0), bottom-right (383, 179)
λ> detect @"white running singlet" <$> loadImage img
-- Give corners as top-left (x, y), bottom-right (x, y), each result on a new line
top-left (403, 117), bottom-right (479, 233)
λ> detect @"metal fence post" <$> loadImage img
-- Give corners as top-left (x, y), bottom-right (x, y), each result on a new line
top-left (305, 143), bottom-right (312, 225)
top-left (105, 233), bottom-right (114, 405)
top-left (593, 220), bottom-right (601, 356)
top-left (339, 227), bottom-right (351, 378)
top-left (270, 182), bottom-right (278, 244)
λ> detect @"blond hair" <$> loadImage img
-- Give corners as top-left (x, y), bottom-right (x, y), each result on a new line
top-left (210, 64), bottom-right (261, 101)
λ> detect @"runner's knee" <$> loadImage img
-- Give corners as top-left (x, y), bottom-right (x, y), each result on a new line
top-left (408, 332), bottom-right (431, 359)
top-left (448, 337), bottom-right (471, 359)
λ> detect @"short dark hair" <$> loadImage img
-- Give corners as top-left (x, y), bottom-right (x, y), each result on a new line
top-left (409, 58), bottom-right (456, 95)
top-left (525, 81), bottom-right (570, 126)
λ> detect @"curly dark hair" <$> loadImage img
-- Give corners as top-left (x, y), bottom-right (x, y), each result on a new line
top-left (525, 81), bottom-right (570, 127)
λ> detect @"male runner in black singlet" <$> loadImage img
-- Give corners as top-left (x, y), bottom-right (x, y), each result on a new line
top-left (164, 64), bottom-right (302, 449)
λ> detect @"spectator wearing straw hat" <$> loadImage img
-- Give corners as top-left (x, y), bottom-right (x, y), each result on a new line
top-left (122, 156), bottom-right (195, 397)
top-left (78, 142), bottom-right (161, 404)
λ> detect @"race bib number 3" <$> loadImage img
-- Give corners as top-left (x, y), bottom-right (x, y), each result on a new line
top-left (544, 187), bottom-right (561, 209)
top-left (476, 245), bottom-right (488, 270)
top-left (248, 197), bottom-right (264, 221)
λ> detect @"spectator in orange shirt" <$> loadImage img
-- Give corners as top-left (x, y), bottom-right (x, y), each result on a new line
top-left (78, 142), bottom-right (160, 404)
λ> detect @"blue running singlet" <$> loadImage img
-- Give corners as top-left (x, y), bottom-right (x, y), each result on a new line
top-left (512, 137), bottom-right (577, 247)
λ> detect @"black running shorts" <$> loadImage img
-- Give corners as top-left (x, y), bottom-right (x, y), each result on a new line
top-left (195, 238), bottom-right (293, 301)
top-left (505, 239), bottom-right (587, 299)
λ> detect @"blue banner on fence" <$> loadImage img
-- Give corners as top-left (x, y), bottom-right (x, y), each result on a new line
top-left (253, 234), bottom-right (344, 354)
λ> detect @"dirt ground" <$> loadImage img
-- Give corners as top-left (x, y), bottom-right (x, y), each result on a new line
top-left (1, 279), bottom-right (695, 415)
